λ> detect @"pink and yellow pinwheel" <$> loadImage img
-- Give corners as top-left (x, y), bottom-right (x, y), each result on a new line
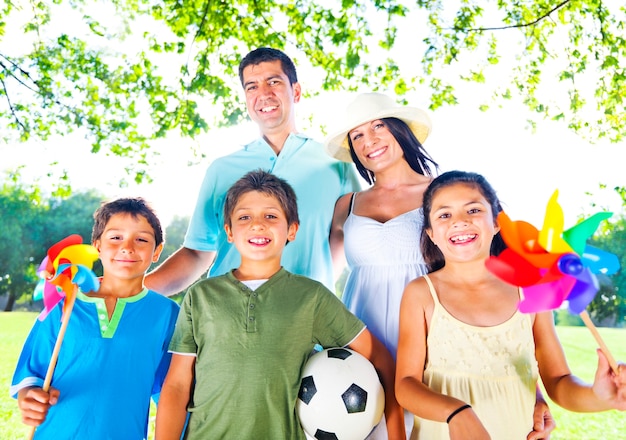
top-left (485, 190), bottom-right (620, 372)
top-left (36, 234), bottom-right (100, 320)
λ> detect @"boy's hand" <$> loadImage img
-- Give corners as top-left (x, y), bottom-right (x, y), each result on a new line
top-left (17, 386), bottom-right (60, 426)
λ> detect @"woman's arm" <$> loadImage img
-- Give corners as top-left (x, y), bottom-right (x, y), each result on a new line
top-left (527, 385), bottom-right (555, 440)
top-left (349, 328), bottom-right (406, 440)
top-left (329, 193), bottom-right (353, 282)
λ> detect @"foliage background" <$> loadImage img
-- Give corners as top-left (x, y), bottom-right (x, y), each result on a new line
top-left (1, 0), bottom-right (625, 185)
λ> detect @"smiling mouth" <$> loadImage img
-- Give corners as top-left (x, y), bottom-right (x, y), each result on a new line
top-left (259, 105), bottom-right (277, 113)
top-left (367, 146), bottom-right (387, 159)
top-left (249, 237), bottom-right (271, 245)
top-left (450, 234), bottom-right (477, 243)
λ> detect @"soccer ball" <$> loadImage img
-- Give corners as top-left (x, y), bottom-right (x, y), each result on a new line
top-left (297, 347), bottom-right (385, 440)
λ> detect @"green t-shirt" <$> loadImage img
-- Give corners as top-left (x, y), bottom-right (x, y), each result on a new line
top-left (169, 268), bottom-right (365, 439)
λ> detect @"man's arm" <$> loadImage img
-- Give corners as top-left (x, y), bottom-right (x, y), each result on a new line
top-left (144, 247), bottom-right (216, 296)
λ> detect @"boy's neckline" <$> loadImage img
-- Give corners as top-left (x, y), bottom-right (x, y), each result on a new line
top-left (232, 266), bottom-right (282, 282)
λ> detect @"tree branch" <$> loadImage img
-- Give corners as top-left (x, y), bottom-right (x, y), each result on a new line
top-left (0, 54), bottom-right (41, 95)
top-left (0, 74), bottom-right (27, 133)
top-left (453, 0), bottom-right (571, 32)
top-left (0, 54), bottom-right (81, 118)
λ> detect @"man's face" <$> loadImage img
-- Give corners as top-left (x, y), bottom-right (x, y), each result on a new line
top-left (241, 60), bottom-right (301, 135)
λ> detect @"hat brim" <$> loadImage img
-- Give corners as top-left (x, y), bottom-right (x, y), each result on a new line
top-left (324, 107), bottom-right (432, 163)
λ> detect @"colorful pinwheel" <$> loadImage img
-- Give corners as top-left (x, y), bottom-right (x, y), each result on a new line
top-left (28, 235), bottom-right (100, 440)
top-left (35, 234), bottom-right (100, 320)
top-left (485, 190), bottom-right (620, 372)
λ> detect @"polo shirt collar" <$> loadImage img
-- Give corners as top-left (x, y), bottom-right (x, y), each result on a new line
top-left (245, 132), bottom-right (312, 156)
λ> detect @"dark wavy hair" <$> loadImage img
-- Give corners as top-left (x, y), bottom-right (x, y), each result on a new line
top-left (347, 117), bottom-right (439, 185)
top-left (92, 197), bottom-right (163, 246)
top-left (238, 47), bottom-right (298, 86)
top-left (421, 170), bottom-right (506, 272)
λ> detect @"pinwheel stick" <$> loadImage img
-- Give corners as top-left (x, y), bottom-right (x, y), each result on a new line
top-left (579, 310), bottom-right (619, 375)
top-left (27, 285), bottom-right (78, 440)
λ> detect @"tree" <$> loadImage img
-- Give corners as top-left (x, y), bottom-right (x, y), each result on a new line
top-left (160, 215), bottom-right (192, 301)
top-left (45, 190), bottom-right (106, 276)
top-left (0, 173), bottom-right (105, 311)
top-left (587, 186), bottom-right (626, 326)
top-left (161, 215), bottom-right (189, 262)
top-left (0, 171), bottom-right (46, 311)
top-left (1, 1), bottom-right (624, 184)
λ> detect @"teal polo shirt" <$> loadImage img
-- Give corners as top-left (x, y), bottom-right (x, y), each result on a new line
top-left (184, 133), bottom-right (361, 290)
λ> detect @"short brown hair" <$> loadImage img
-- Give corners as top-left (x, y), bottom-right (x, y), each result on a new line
top-left (223, 170), bottom-right (299, 228)
top-left (92, 197), bottom-right (163, 246)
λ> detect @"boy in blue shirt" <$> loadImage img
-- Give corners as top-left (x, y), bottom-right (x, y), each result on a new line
top-left (12, 197), bottom-right (180, 439)
top-left (155, 170), bottom-right (405, 439)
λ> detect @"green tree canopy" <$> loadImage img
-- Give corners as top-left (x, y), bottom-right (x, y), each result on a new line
top-left (1, 1), bottom-right (624, 183)
top-left (588, 186), bottom-right (626, 326)
top-left (0, 173), bottom-right (104, 311)
top-left (0, 172), bottom-right (45, 311)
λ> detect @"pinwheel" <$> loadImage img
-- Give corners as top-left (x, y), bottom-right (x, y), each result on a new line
top-left (485, 190), bottom-right (620, 373)
top-left (36, 234), bottom-right (100, 319)
top-left (28, 235), bottom-right (99, 440)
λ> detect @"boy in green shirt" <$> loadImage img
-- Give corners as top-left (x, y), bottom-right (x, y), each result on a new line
top-left (156, 170), bottom-right (404, 439)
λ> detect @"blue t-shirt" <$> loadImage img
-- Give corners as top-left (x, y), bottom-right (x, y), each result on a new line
top-left (11, 290), bottom-right (179, 440)
top-left (184, 133), bottom-right (361, 290)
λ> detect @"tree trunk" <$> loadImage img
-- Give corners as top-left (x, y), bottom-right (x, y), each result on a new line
top-left (4, 291), bottom-right (16, 311)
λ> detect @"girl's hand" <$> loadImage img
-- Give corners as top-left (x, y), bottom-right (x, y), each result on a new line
top-left (17, 386), bottom-right (60, 426)
top-left (448, 407), bottom-right (491, 440)
top-left (592, 349), bottom-right (626, 410)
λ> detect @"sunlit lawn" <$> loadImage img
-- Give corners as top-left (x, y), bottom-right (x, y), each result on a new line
top-left (1, 312), bottom-right (624, 439)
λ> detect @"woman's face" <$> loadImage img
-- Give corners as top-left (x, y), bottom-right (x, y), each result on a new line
top-left (348, 119), bottom-right (404, 172)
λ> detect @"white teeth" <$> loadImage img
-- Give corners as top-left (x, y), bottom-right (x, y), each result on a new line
top-left (367, 147), bottom-right (386, 158)
top-left (260, 106), bottom-right (277, 113)
top-left (249, 237), bottom-right (270, 244)
top-left (451, 234), bottom-right (476, 243)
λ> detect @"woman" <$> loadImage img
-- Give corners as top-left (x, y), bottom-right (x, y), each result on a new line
top-left (325, 93), bottom-right (554, 440)
top-left (325, 92), bottom-right (438, 439)
top-left (326, 92), bottom-right (438, 361)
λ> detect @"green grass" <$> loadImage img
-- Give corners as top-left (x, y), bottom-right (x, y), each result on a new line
top-left (1, 313), bottom-right (624, 439)
top-left (1, 312), bottom-right (37, 440)
top-left (540, 326), bottom-right (626, 439)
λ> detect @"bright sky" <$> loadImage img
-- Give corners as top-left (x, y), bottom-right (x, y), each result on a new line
top-left (2, 2), bottom-right (625, 230)
top-left (3, 92), bottom-right (624, 231)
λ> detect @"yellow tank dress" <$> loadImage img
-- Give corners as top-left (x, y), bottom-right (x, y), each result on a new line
top-left (411, 275), bottom-right (539, 440)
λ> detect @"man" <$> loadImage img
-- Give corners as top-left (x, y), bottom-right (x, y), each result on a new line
top-left (144, 47), bottom-right (361, 295)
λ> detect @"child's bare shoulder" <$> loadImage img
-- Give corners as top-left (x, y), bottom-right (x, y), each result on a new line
top-left (403, 275), bottom-right (434, 306)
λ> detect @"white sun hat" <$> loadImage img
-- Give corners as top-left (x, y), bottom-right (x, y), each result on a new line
top-left (324, 92), bottom-right (432, 163)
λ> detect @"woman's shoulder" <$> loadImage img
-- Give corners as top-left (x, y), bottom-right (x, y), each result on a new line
top-left (336, 191), bottom-right (355, 206)
top-left (332, 191), bottom-right (356, 223)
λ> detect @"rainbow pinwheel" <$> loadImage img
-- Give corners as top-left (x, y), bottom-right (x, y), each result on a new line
top-left (28, 235), bottom-right (100, 440)
top-left (486, 190), bottom-right (620, 314)
top-left (36, 234), bottom-right (100, 320)
top-left (485, 190), bottom-right (620, 373)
